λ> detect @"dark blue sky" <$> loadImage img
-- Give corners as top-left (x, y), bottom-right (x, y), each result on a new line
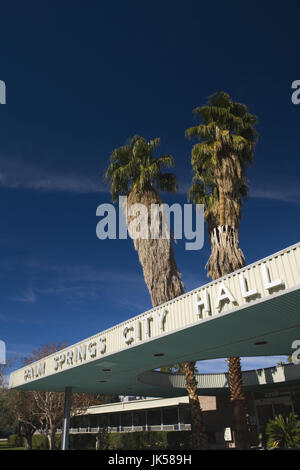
top-left (0, 1), bottom-right (299, 374)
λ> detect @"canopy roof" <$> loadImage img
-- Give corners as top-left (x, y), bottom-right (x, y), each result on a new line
top-left (9, 242), bottom-right (300, 397)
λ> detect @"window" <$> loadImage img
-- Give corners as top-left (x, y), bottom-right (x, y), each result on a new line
top-left (133, 412), bottom-right (145, 426)
top-left (147, 409), bottom-right (161, 426)
top-left (162, 407), bottom-right (178, 425)
top-left (121, 412), bottom-right (132, 427)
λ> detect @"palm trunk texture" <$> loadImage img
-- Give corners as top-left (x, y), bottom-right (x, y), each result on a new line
top-left (127, 187), bottom-right (207, 449)
top-left (206, 224), bottom-right (249, 449)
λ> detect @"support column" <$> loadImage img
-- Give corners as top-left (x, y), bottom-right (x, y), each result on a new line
top-left (61, 386), bottom-right (72, 450)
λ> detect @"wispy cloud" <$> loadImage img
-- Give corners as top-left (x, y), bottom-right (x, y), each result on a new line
top-left (26, 262), bottom-right (142, 285)
top-left (12, 284), bottom-right (37, 304)
top-left (250, 186), bottom-right (300, 204)
top-left (0, 155), bottom-right (107, 193)
top-left (0, 312), bottom-right (42, 324)
top-left (18, 261), bottom-right (145, 308)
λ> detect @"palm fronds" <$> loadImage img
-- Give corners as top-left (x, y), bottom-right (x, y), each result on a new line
top-left (105, 135), bottom-right (177, 201)
top-left (266, 413), bottom-right (300, 449)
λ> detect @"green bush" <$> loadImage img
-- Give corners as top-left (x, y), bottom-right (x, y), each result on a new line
top-left (32, 434), bottom-right (49, 450)
top-left (266, 413), bottom-right (300, 449)
top-left (7, 431), bottom-right (192, 450)
top-left (69, 434), bottom-right (95, 450)
top-left (167, 431), bottom-right (192, 449)
top-left (69, 431), bottom-right (192, 451)
top-left (8, 434), bottom-right (24, 447)
top-left (107, 431), bottom-right (192, 450)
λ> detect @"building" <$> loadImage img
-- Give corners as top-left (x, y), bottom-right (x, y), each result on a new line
top-left (8, 242), bottom-right (300, 449)
top-left (68, 363), bottom-right (300, 448)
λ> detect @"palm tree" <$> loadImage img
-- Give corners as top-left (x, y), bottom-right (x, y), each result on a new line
top-left (266, 413), bottom-right (300, 449)
top-left (186, 92), bottom-right (258, 449)
top-left (105, 135), bottom-right (207, 449)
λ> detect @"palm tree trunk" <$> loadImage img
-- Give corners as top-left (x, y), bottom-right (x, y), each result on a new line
top-left (219, 188), bottom-right (226, 227)
top-left (227, 357), bottom-right (249, 449)
top-left (127, 187), bottom-right (207, 449)
top-left (183, 361), bottom-right (207, 449)
top-left (206, 225), bottom-right (245, 279)
top-left (206, 224), bottom-right (249, 449)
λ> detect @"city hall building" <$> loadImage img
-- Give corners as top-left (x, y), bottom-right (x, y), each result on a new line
top-left (8, 241), bottom-right (300, 449)
top-left (68, 363), bottom-right (300, 448)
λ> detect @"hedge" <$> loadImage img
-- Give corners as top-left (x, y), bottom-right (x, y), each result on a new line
top-left (8, 434), bottom-right (24, 447)
top-left (8, 431), bottom-right (192, 450)
top-left (8, 433), bottom-right (61, 450)
top-left (70, 431), bottom-right (192, 450)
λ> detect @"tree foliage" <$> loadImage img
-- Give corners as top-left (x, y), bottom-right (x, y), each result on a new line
top-left (186, 93), bottom-right (258, 450)
top-left (266, 413), bottom-right (300, 449)
top-left (11, 343), bottom-right (119, 449)
top-left (186, 91), bottom-right (258, 230)
top-left (105, 135), bottom-right (207, 449)
top-left (105, 135), bottom-right (177, 202)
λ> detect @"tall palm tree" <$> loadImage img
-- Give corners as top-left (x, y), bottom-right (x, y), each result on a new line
top-left (105, 135), bottom-right (207, 449)
top-left (186, 92), bottom-right (258, 449)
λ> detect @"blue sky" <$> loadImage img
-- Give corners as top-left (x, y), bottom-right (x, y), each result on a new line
top-left (0, 1), bottom-right (300, 374)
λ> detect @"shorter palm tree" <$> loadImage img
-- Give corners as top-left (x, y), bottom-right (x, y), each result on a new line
top-left (266, 413), bottom-right (300, 449)
top-left (105, 135), bottom-right (207, 449)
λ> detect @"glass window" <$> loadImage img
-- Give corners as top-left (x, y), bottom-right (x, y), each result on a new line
top-left (121, 412), bottom-right (132, 427)
top-left (89, 415), bottom-right (98, 427)
top-left (109, 413), bottom-right (119, 427)
top-left (181, 405), bottom-right (191, 424)
top-left (273, 402), bottom-right (293, 418)
top-left (162, 407), bottom-right (178, 425)
top-left (291, 390), bottom-right (300, 415)
top-left (98, 415), bottom-right (109, 427)
top-left (147, 409), bottom-right (161, 426)
top-left (256, 404), bottom-right (273, 430)
top-left (133, 412), bottom-right (145, 426)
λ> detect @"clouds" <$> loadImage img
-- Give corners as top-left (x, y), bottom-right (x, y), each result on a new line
top-left (0, 155), bottom-right (106, 193)
top-left (249, 173), bottom-right (300, 205)
top-left (0, 153), bottom-right (299, 206)
top-left (13, 283), bottom-right (37, 303)
top-left (250, 186), bottom-right (300, 205)
top-left (9, 260), bottom-right (147, 311)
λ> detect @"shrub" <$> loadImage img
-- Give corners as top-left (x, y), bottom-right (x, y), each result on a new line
top-left (167, 431), bottom-right (192, 449)
top-left (67, 430), bottom-right (193, 450)
top-left (32, 434), bottom-right (49, 450)
top-left (105, 431), bottom-right (191, 451)
top-left (69, 434), bottom-right (95, 450)
top-left (8, 434), bottom-right (24, 447)
top-left (266, 413), bottom-right (300, 449)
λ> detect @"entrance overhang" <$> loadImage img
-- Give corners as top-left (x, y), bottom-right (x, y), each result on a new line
top-left (8, 242), bottom-right (300, 397)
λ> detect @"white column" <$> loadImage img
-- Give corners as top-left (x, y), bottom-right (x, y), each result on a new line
top-left (61, 386), bottom-right (72, 450)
